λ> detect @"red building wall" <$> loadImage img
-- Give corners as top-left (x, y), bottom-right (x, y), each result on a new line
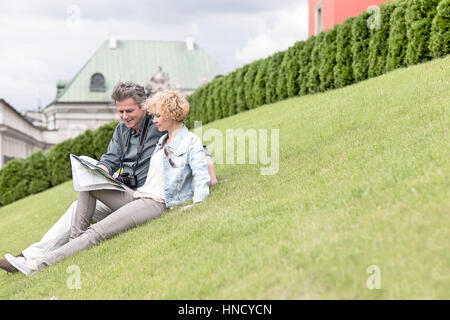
top-left (308, 0), bottom-right (396, 37)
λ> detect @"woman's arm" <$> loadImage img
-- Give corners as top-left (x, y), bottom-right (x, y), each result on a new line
top-left (188, 135), bottom-right (211, 204)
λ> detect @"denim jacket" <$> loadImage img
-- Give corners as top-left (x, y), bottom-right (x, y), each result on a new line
top-left (152, 125), bottom-right (210, 208)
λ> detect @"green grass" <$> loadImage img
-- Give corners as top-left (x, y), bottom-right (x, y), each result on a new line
top-left (1, 56), bottom-right (449, 299)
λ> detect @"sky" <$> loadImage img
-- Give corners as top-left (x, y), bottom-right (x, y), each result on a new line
top-left (0, 0), bottom-right (309, 111)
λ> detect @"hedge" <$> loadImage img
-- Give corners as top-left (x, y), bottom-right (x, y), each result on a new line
top-left (430, 0), bottom-right (450, 58)
top-left (0, 120), bottom-right (118, 206)
top-left (25, 150), bottom-right (51, 195)
top-left (183, 0), bottom-right (445, 131)
top-left (352, 11), bottom-right (372, 82)
top-left (236, 65), bottom-right (249, 113)
top-left (46, 138), bottom-right (74, 187)
top-left (405, 0), bottom-right (442, 65)
top-left (287, 41), bottom-right (305, 97)
top-left (0, 158), bottom-right (28, 205)
top-left (368, 1), bottom-right (398, 77)
top-left (253, 59), bottom-right (269, 106)
top-left (93, 121), bottom-right (119, 160)
top-left (334, 17), bottom-right (355, 88)
top-left (308, 32), bottom-right (325, 93)
top-left (319, 29), bottom-right (337, 91)
top-left (219, 77), bottom-right (229, 115)
top-left (266, 51), bottom-right (286, 104)
top-left (386, 2), bottom-right (409, 72)
top-left (213, 78), bottom-right (224, 120)
top-left (206, 81), bottom-right (217, 123)
top-left (276, 49), bottom-right (291, 101)
top-left (198, 86), bottom-right (209, 124)
top-left (244, 60), bottom-right (260, 110)
top-left (298, 35), bottom-right (317, 95)
top-left (225, 72), bottom-right (237, 117)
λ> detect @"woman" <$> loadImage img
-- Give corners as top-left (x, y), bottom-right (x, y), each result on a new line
top-left (7, 90), bottom-right (210, 275)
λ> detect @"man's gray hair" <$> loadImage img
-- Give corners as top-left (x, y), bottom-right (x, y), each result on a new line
top-left (111, 81), bottom-right (146, 107)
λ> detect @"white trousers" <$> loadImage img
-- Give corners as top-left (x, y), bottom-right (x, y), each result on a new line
top-left (22, 200), bottom-right (112, 260)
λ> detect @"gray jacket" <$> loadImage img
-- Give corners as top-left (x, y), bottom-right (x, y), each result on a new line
top-left (97, 114), bottom-right (165, 189)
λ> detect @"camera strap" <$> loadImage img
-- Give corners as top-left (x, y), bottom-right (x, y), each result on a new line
top-left (118, 113), bottom-right (151, 176)
top-left (131, 114), bottom-right (151, 175)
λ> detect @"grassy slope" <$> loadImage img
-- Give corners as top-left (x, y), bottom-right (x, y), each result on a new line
top-left (0, 56), bottom-right (449, 299)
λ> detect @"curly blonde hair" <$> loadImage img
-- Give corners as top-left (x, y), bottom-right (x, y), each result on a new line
top-left (143, 90), bottom-right (190, 122)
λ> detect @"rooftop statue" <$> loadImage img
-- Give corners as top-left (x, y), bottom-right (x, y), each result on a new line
top-left (145, 66), bottom-right (170, 97)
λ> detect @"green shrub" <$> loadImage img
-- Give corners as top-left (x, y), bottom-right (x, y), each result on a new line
top-left (197, 86), bottom-right (209, 124)
top-left (334, 17), bottom-right (355, 88)
top-left (253, 59), bottom-right (269, 106)
top-left (185, 94), bottom-right (194, 129)
top-left (70, 129), bottom-right (96, 159)
top-left (225, 72), bottom-right (237, 117)
top-left (368, 1), bottom-right (398, 77)
top-left (236, 65), bottom-right (249, 113)
top-left (244, 60), bottom-right (260, 109)
top-left (287, 41), bottom-right (305, 97)
top-left (265, 51), bottom-right (285, 103)
top-left (405, 0), bottom-right (441, 65)
top-left (430, 0), bottom-right (450, 58)
top-left (308, 32), bottom-right (325, 93)
top-left (219, 77), bottom-right (230, 117)
top-left (187, 89), bottom-right (196, 125)
top-left (352, 11), bottom-right (371, 82)
top-left (298, 36), bottom-right (316, 95)
top-left (276, 49), bottom-right (291, 101)
top-left (0, 158), bottom-right (29, 205)
top-left (25, 150), bottom-right (51, 195)
top-left (93, 121), bottom-right (119, 160)
top-left (386, 2), bottom-right (409, 72)
top-left (206, 81), bottom-right (217, 123)
top-left (46, 138), bottom-right (74, 186)
top-left (213, 78), bottom-right (224, 120)
top-left (319, 29), bottom-right (337, 91)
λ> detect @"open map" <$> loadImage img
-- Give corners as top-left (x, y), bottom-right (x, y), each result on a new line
top-left (70, 154), bottom-right (126, 192)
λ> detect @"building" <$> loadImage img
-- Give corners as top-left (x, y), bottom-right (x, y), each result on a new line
top-left (0, 37), bottom-right (223, 168)
top-left (43, 37), bottom-right (224, 141)
top-left (309, 0), bottom-right (396, 37)
top-left (0, 99), bottom-right (55, 168)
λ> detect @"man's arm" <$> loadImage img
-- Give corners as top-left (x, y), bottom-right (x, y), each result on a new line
top-left (96, 125), bottom-right (123, 176)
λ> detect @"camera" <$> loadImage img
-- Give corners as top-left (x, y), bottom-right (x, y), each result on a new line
top-left (116, 173), bottom-right (138, 189)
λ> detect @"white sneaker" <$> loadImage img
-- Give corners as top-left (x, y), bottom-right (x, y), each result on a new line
top-left (4, 254), bottom-right (38, 275)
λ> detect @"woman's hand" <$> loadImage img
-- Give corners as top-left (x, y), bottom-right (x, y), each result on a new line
top-left (180, 203), bottom-right (200, 213)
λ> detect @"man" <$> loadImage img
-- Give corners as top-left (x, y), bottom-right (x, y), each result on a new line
top-left (0, 81), bottom-right (217, 273)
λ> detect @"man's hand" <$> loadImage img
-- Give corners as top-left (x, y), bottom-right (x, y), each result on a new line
top-left (97, 164), bottom-right (110, 174)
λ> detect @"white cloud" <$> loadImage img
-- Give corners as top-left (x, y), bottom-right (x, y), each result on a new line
top-left (234, 3), bottom-right (309, 65)
top-left (0, 12), bottom-right (200, 110)
top-left (0, 1), bottom-right (309, 111)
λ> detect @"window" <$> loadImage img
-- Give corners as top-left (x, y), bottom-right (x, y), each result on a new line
top-left (315, 2), bottom-right (323, 35)
top-left (3, 155), bottom-right (15, 165)
top-left (90, 73), bottom-right (106, 92)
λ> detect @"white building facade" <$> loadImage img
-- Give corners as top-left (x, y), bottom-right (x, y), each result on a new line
top-left (0, 100), bottom-right (55, 168)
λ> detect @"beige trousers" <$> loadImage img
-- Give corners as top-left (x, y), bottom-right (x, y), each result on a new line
top-left (39, 187), bottom-right (166, 267)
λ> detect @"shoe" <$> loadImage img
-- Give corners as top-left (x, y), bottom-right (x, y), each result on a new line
top-left (4, 254), bottom-right (37, 276)
top-left (0, 258), bottom-right (19, 273)
top-left (0, 253), bottom-right (24, 273)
